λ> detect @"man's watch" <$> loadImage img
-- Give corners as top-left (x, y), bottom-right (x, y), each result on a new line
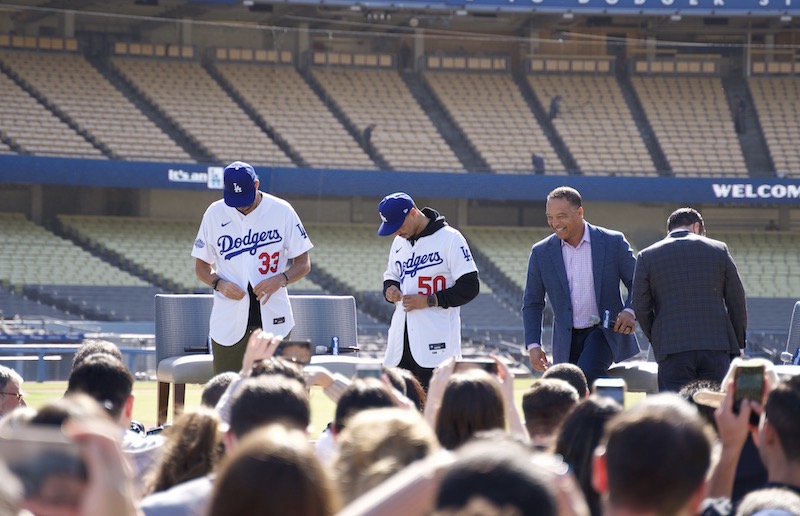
top-left (211, 278), bottom-right (221, 291)
top-left (427, 294), bottom-right (438, 308)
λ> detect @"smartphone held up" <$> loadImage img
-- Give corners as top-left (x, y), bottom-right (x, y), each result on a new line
top-left (0, 425), bottom-right (88, 511)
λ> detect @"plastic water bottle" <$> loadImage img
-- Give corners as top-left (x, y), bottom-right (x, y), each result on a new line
top-left (331, 336), bottom-right (339, 356)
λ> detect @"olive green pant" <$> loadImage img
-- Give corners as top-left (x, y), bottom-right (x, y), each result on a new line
top-left (211, 327), bottom-right (258, 375)
top-left (211, 327), bottom-right (293, 374)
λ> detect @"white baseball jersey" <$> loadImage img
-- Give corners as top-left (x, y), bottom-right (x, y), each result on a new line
top-left (191, 193), bottom-right (313, 345)
top-left (383, 225), bottom-right (478, 368)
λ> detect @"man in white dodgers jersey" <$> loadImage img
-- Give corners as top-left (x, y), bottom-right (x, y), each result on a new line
top-left (378, 192), bottom-right (479, 390)
top-left (192, 161), bottom-right (313, 373)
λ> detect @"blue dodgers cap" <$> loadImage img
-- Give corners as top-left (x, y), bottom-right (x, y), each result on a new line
top-left (377, 192), bottom-right (414, 236)
top-left (223, 161), bottom-right (258, 208)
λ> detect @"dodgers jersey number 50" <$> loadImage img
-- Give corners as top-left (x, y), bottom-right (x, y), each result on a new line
top-left (383, 226), bottom-right (477, 368)
top-left (192, 193), bottom-right (313, 345)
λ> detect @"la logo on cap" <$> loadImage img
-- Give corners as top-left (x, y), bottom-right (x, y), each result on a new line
top-left (234, 183), bottom-right (242, 193)
top-left (380, 213), bottom-right (388, 223)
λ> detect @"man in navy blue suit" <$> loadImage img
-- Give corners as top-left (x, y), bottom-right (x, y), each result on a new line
top-left (522, 187), bottom-right (640, 387)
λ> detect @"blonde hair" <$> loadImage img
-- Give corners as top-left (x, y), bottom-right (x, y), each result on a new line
top-left (332, 407), bottom-right (440, 504)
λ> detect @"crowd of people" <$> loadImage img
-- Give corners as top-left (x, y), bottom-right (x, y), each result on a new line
top-left (0, 163), bottom-right (795, 515)
top-left (1, 335), bottom-right (797, 516)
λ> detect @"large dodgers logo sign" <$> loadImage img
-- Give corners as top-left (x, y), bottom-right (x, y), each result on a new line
top-left (207, 167), bottom-right (224, 189)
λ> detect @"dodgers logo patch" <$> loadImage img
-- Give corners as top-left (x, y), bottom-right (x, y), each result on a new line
top-left (395, 251), bottom-right (444, 282)
top-left (219, 228), bottom-right (283, 260)
top-left (194, 239), bottom-right (205, 248)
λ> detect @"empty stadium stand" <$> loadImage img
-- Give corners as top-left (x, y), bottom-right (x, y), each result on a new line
top-left (57, 215), bottom-right (322, 294)
top-left (0, 286), bottom-right (72, 320)
top-left (310, 65), bottom-right (463, 172)
top-left (24, 285), bottom-right (165, 322)
top-left (631, 75), bottom-right (748, 177)
top-left (214, 62), bottom-right (375, 170)
top-left (425, 70), bottom-right (562, 174)
top-left (304, 223), bottom-right (390, 294)
top-left (0, 213), bottom-right (147, 289)
top-left (111, 57), bottom-right (294, 167)
top-left (462, 226), bottom-right (554, 290)
top-left (0, 64), bottom-right (104, 159)
top-left (0, 50), bottom-right (191, 162)
top-left (716, 231), bottom-right (800, 299)
top-left (748, 77), bottom-right (800, 178)
top-left (528, 73), bottom-right (657, 176)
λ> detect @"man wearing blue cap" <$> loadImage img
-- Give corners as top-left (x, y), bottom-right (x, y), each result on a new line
top-left (192, 161), bottom-right (313, 373)
top-left (378, 192), bottom-right (479, 389)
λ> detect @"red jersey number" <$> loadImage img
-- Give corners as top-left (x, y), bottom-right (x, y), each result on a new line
top-left (258, 251), bottom-right (280, 274)
top-left (418, 275), bottom-right (446, 295)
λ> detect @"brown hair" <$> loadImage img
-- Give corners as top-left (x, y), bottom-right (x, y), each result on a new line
top-left (207, 424), bottom-right (340, 516)
top-left (435, 371), bottom-right (505, 450)
top-left (521, 378), bottom-right (579, 439)
top-left (142, 407), bottom-right (224, 495)
top-left (601, 394), bottom-right (712, 514)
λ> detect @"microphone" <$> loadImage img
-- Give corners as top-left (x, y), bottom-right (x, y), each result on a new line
top-left (781, 351), bottom-right (794, 364)
top-left (315, 346), bottom-right (330, 355)
top-left (588, 314), bottom-right (601, 326)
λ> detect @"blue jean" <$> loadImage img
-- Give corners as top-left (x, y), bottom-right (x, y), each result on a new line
top-left (569, 326), bottom-right (613, 390)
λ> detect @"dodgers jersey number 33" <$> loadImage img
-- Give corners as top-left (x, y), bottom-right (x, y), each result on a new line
top-left (192, 193), bottom-right (313, 345)
top-left (383, 226), bottom-right (478, 368)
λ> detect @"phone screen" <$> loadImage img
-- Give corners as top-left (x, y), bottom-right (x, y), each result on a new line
top-left (455, 358), bottom-right (498, 375)
top-left (595, 386), bottom-right (625, 405)
top-left (0, 426), bottom-right (87, 509)
top-left (275, 340), bottom-right (312, 365)
top-left (593, 378), bottom-right (627, 406)
top-left (734, 365), bottom-right (765, 414)
top-left (355, 364), bottom-right (383, 379)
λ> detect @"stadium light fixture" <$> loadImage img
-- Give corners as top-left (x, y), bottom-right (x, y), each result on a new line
top-left (780, 14), bottom-right (792, 21)
top-left (562, 12), bottom-right (574, 19)
top-left (670, 14), bottom-right (682, 21)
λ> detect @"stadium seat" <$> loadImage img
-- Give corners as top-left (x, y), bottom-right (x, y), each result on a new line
top-left (215, 63), bottom-right (375, 170)
top-left (155, 294), bottom-right (215, 425)
top-left (311, 67), bottom-right (463, 172)
top-left (426, 71), bottom-right (560, 174)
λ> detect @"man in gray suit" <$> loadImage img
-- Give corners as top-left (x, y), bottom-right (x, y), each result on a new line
top-left (632, 207), bottom-right (747, 392)
top-left (523, 187), bottom-right (640, 388)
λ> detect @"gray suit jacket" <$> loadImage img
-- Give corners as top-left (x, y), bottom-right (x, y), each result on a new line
top-left (632, 230), bottom-right (747, 361)
top-left (522, 223), bottom-right (640, 365)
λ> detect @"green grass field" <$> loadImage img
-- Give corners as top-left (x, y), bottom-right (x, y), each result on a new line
top-left (22, 380), bottom-right (645, 436)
